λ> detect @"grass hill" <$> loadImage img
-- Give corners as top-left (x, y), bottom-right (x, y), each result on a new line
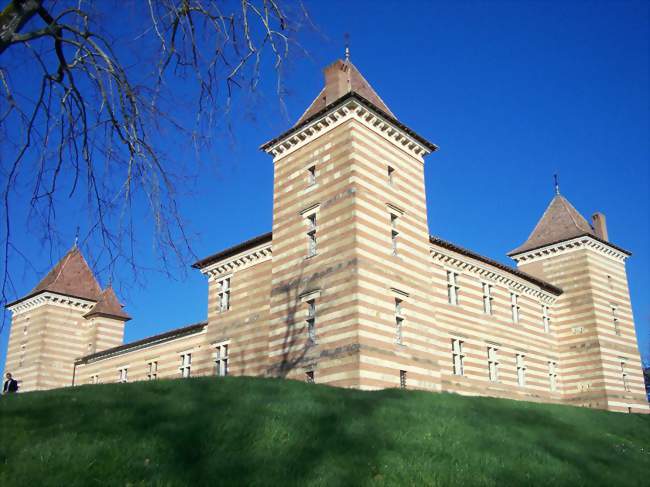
top-left (1, 376), bottom-right (648, 486)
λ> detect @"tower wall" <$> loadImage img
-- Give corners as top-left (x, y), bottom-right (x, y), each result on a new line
top-left (83, 315), bottom-right (126, 355)
top-left (268, 121), bottom-right (362, 386)
top-left (5, 294), bottom-right (96, 391)
top-left (347, 119), bottom-right (440, 390)
top-left (516, 242), bottom-right (648, 412)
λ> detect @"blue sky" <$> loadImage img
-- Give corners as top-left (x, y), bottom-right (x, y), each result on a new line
top-left (1, 0), bottom-right (648, 367)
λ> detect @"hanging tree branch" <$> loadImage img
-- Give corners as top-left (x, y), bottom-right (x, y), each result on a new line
top-left (0, 0), bottom-right (309, 332)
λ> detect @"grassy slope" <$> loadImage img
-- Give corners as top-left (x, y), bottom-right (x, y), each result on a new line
top-left (0, 377), bottom-right (648, 486)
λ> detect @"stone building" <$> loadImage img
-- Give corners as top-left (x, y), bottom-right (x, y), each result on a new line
top-left (4, 58), bottom-right (648, 413)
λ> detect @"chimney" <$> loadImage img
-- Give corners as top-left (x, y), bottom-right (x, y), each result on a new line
top-left (324, 60), bottom-right (350, 105)
top-left (592, 212), bottom-right (608, 241)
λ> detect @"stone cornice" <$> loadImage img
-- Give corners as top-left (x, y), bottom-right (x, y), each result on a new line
top-left (199, 242), bottom-right (272, 281)
top-left (7, 291), bottom-right (96, 316)
top-left (430, 247), bottom-right (557, 303)
top-left (263, 94), bottom-right (436, 163)
top-left (511, 235), bottom-right (629, 265)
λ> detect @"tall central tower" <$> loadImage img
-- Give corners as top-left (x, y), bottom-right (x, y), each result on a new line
top-left (262, 59), bottom-right (440, 389)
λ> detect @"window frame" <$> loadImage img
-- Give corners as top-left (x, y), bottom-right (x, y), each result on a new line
top-left (147, 360), bottom-right (158, 380)
top-left (306, 370), bottom-right (315, 383)
top-left (516, 353), bottom-right (526, 387)
top-left (217, 276), bottom-right (231, 313)
top-left (542, 304), bottom-right (550, 333)
top-left (482, 282), bottom-right (493, 315)
top-left (447, 271), bottom-right (460, 306)
top-left (118, 367), bottom-right (128, 383)
top-left (548, 361), bottom-right (557, 391)
top-left (214, 341), bottom-right (230, 377)
top-left (510, 292), bottom-right (520, 324)
top-left (452, 338), bottom-right (465, 376)
top-left (307, 165), bottom-right (317, 186)
top-left (487, 346), bottom-right (499, 382)
top-left (179, 352), bottom-right (192, 378)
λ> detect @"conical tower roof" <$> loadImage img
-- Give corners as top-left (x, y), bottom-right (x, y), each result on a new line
top-left (508, 194), bottom-right (595, 256)
top-left (30, 246), bottom-right (102, 301)
top-left (295, 58), bottom-right (395, 126)
top-left (84, 286), bottom-right (131, 321)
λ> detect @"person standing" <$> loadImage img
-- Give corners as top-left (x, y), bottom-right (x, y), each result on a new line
top-left (3, 373), bottom-right (18, 394)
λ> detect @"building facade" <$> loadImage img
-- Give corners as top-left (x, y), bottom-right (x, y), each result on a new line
top-left (4, 59), bottom-right (648, 413)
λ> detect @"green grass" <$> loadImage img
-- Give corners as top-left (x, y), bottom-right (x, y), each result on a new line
top-left (1, 377), bottom-right (649, 486)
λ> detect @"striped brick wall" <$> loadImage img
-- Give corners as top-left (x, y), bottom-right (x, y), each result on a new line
top-left (268, 121), bottom-right (363, 387)
top-left (517, 243), bottom-right (648, 412)
top-left (74, 326), bottom-right (210, 384)
top-left (430, 244), bottom-right (561, 404)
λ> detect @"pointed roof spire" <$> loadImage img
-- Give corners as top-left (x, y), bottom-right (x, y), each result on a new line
top-left (344, 33), bottom-right (350, 62)
top-left (554, 174), bottom-right (560, 195)
top-left (29, 246), bottom-right (102, 301)
top-left (508, 194), bottom-right (595, 256)
top-left (294, 58), bottom-right (395, 126)
top-left (84, 286), bottom-right (131, 321)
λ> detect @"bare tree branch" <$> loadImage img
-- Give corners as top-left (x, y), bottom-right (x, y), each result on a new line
top-left (0, 0), bottom-right (310, 332)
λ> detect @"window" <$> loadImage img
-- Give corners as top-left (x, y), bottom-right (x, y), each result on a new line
top-left (306, 212), bottom-right (317, 257)
top-left (488, 347), bottom-right (499, 382)
top-left (90, 374), bottom-right (99, 385)
top-left (447, 271), bottom-right (459, 305)
top-left (548, 361), bottom-right (557, 391)
top-left (400, 370), bottom-right (407, 389)
top-left (510, 293), bottom-right (520, 324)
top-left (306, 299), bottom-right (317, 343)
top-left (542, 304), bottom-right (550, 333)
top-left (307, 165), bottom-right (316, 186)
top-left (611, 306), bottom-right (620, 336)
top-left (147, 361), bottom-right (158, 380)
top-left (215, 342), bottom-right (229, 376)
top-left (516, 354), bottom-right (526, 387)
top-left (482, 283), bottom-right (493, 315)
top-left (388, 166), bottom-right (395, 185)
top-left (394, 298), bottom-right (404, 344)
top-left (621, 361), bottom-right (630, 392)
top-left (118, 367), bottom-right (128, 383)
top-left (306, 370), bottom-right (315, 383)
top-left (390, 213), bottom-right (399, 255)
top-left (217, 277), bottom-right (231, 312)
top-left (452, 339), bottom-right (464, 376)
top-left (180, 353), bottom-right (192, 378)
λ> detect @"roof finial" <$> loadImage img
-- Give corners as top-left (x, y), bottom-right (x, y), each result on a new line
top-left (74, 226), bottom-right (80, 248)
top-left (344, 32), bottom-right (350, 61)
top-left (554, 174), bottom-right (560, 195)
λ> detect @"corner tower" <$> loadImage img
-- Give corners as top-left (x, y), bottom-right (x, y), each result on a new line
top-left (4, 247), bottom-right (130, 391)
top-left (509, 192), bottom-right (648, 412)
top-left (262, 58), bottom-right (440, 389)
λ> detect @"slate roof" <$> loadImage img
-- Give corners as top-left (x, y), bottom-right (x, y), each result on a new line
top-left (84, 286), bottom-right (131, 321)
top-left (295, 59), bottom-right (395, 126)
top-left (508, 195), bottom-right (596, 256)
